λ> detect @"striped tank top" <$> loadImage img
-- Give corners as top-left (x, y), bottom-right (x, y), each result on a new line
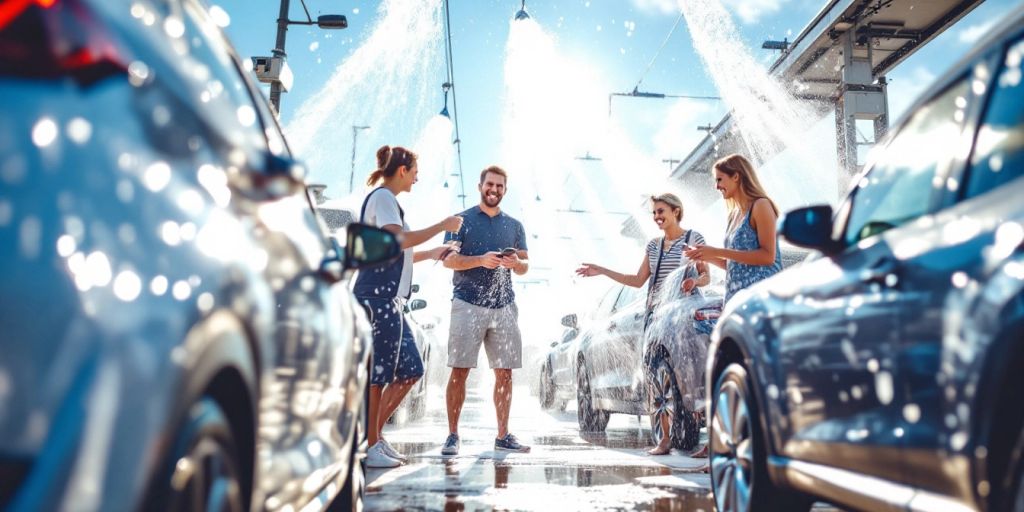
top-left (645, 229), bottom-right (705, 300)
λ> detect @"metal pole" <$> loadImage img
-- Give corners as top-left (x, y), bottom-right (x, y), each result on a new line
top-left (350, 125), bottom-right (369, 193)
top-left (269, 0), bottom-right (291, 114)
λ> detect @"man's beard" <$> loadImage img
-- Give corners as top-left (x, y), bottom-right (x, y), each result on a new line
top-left (481, 192), bottom-right (503, 207)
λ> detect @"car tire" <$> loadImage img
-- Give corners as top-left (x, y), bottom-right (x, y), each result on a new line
top-left (148, 396), bottom-right (246, 512)
top-left (329, 439), bottom-right (365, 512)
top-left (1000, 425), bottom-right (1024, 512)
top-left (647, 354), bottom-right (699, 451)
top-left (576, 360), bottom-right (609, 432)
top-left (539, 364), bottom-right (555, 409)
top-left (330, 393), bottom-right (366, 512)
top-left (710, 363), bottom-right (811, 512)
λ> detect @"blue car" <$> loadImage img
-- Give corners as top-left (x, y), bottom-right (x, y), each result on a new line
top-left (706, 9), bottom-right (1024, 512)
top-left (0, 1), bottom-right (399, 510)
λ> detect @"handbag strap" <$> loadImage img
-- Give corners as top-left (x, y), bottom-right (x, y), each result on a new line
top-left (646, 237), bottom-right (667, 311)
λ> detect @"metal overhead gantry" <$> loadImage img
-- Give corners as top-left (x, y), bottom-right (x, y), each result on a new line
top-left (667, 0), bottom-right (984, 206)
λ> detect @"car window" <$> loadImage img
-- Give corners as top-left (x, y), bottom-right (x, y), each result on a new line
top-left (843, 78), bottom-right (971, 246)
top-left (180, 0), bottom-right (269, 161)
top-left (594, 286), bottom-right (620, 318)
top-left (965, 38), bottom-right (1024, 199)
top-left (613, 285), bottom-right (641, 311)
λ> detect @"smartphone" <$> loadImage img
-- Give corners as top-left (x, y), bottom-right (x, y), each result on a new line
top-left (501, 247), bottom-right (517, 257)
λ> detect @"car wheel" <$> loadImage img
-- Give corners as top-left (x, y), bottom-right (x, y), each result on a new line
top-left (647, 354), bottom-right (699, 451)
top-left (330, 397), bottom-right (366, 512)
top-left (710, 363), bottom-right (811, 512)
top-left (329, 439), bottom-right (365, 512)
top-left (576, 360), bottom-right (609, 432)
top-left (539, 364), bottom-right (555, 409)
top-left (151, 396), bottom-right (246, 512)
top-left (1001, 425), bottom-right (1024, 512)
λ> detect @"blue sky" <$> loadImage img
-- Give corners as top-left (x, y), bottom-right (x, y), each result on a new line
top-left (216, 0), bottom-right (1016, 203)
top-left (211, 0), bottom-right (1019, 326)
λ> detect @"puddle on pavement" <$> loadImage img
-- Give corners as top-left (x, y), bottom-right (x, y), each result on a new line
top-left (366, 461), bottom-right (713, 511)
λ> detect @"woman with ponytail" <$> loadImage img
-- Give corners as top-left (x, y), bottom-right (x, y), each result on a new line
top-left (353, 145), bottom-right (463, 468)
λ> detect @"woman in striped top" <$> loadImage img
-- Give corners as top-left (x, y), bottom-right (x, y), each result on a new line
top-left (576, 193), bottom-right (709, 302)
top-left (576, 193), bottom-right (710, 454)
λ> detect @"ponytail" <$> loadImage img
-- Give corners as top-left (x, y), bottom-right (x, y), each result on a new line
top-left (366, 145), bottom-right (417, 186)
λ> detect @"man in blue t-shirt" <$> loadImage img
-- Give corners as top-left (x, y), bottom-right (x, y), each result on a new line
top-left (439, 165), bottom-right (531, 455)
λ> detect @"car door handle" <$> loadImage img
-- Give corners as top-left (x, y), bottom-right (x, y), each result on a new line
top-left (861, 257), bottom-right (898, 286)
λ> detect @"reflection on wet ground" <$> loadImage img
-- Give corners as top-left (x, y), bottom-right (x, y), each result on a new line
top-left (366, 385), bottom-right (715, 511)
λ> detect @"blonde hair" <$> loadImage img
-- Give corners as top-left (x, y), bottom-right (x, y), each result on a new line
top-left (650, 193), bottom-right (683, 221)
top-left (712, 154), bottom-right (779, 217)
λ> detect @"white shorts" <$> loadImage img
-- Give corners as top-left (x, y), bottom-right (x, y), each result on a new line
top-left (447, 299), bottom-right (523, 369)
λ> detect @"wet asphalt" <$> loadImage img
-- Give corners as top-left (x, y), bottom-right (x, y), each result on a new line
top-left (365, 381), bottom-right (732, 511)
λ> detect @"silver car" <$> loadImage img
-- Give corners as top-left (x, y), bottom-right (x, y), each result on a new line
top-left (0, 1), bottom-right (398, 510)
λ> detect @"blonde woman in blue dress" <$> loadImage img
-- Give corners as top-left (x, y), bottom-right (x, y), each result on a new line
top-left (684, 154), bottom-right (782, 302)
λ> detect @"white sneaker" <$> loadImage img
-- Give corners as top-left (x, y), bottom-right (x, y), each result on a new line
top-left (379, 438), bottom-right (407, 462)
top-left (366, 442), bottom-right (402, 468)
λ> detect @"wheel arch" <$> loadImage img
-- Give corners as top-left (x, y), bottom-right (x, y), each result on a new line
top-left (973, 317), bottom-right (1024, 510)
top-left (708, 332), bottom-right (786, 478)
top-left (146, 309), bottom-right (260, 511)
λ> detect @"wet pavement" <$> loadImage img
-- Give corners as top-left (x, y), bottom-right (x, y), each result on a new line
top-left (367, 381), bottom-right (714, 511)
top-left (368, 382), bottom-right (845, 511)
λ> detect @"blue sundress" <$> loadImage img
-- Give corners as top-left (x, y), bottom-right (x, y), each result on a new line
top-left (724, 203), bottom-right (782, 303)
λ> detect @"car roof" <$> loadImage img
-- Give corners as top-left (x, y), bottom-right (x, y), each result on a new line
top-left (888, 4), bottom-right (1024, 133)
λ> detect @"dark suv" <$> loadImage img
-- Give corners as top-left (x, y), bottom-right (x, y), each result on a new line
top-left (0, 1), bottom-right (399, 511)
top-left (706, 10), bottom-right (1024, 512)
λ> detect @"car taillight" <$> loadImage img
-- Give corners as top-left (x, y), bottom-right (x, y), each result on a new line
top-left (0, 0), bottom-right (127, 85)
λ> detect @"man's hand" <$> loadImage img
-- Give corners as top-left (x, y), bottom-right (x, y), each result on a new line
top-left (478, 252), bottom-right (503, 269)
top-left (499, 252), bottom-right (520, 270)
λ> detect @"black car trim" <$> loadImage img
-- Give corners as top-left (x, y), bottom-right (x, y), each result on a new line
top-left (772, 456), bottom-right (975, 512)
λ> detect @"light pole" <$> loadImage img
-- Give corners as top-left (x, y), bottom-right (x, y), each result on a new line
top-left (350, 125), bottom-right (370, 193)
top-left (254, 0), bottom-right (348, 115)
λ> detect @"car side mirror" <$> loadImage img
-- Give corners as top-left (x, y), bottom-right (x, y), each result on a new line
top-left (342, 223), bottom-right (402, 271)
top-left (561, 313), bottom-right (577, 329)
top-left (411, 284), bottom-right (420, 294)
top-left (409, 298), bottom-right (427, 311)
top-left (550, 341), bottom-right (558, 348)
top-left (780, 205), bottom-right (840, 255)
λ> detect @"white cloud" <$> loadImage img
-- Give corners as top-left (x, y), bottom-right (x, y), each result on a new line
top-left (887, 66), bottom-right (937, 122)
top-left (958, 18), bottom-right (998, 45)
top-left (629, 0), bottom-right (679, 15)
top-left (629, 0), bottom-right (785, 24)
top-left (722, 0), bottom-right (785, 24)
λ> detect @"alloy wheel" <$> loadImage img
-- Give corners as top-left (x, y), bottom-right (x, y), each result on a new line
top-left (711, 379), bottom-right (753, 512)
top-left (649, 361), bottom-right (676, 446)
